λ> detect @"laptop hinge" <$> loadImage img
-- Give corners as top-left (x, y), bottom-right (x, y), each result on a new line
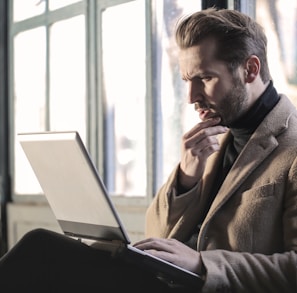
top-left (74, 237), bottom-right (126, 256)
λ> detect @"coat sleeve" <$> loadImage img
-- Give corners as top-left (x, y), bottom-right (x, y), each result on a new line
top-left (200, 250), bottom-right (297, 293)
top-left (145, 165), bottom-right (205, 241)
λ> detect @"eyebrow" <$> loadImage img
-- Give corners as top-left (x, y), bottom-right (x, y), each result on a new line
top-left (182, 71), bottom-right (215, 81)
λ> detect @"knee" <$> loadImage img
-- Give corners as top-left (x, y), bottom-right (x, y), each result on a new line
top-left (23, 227), bottom-right (51, 239)
top-left (20, 228), bottom-right (57, 247)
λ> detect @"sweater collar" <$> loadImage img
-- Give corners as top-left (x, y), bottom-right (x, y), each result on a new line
top-left (229, 81), bottom-right (280, 135)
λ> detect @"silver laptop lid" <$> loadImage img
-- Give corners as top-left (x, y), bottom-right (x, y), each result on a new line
top-left (18, 131), bottom-right (130, 244)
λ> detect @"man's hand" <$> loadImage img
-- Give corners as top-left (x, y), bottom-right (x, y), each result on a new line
top-left (133, 238), bottom-right (204, 275)
top-left (179, 117), bottom-right (228, 190)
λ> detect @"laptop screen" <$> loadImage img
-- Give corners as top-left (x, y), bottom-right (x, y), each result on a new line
top-left (18, 131), bottom-right (130, 243)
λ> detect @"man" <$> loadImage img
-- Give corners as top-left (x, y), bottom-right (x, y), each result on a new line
top-left (135, 7), bottom-right (297, 292)
top-left (0, 8), bottom-right (296, 293)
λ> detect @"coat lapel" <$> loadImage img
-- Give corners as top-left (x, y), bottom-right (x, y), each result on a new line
top-left (207, 133), bottom-right (278, 216)
top-left (201, 95), bottom-right (292, 224)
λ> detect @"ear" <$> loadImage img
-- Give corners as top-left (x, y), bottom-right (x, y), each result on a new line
top-left (244, 55), bottom-right (260, 83)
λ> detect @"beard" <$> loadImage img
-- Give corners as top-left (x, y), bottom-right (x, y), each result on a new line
top-left (214, 75), bottom-right (249, 126)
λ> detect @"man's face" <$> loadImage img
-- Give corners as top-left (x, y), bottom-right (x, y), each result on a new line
top-left (178, 38), bottom-right (249, 126)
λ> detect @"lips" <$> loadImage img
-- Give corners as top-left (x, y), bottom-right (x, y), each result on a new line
top-left (195, 106), bottom-right (219, 122)
top-left (194, 102), bottom-right (218, 121)
top-left (197, 108), bottom-right (211, 121)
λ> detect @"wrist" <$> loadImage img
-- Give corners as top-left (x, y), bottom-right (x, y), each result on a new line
top-left (177, 166), bottom-right (197, 193)
top-left (196, 253), bottom-right (206, 277)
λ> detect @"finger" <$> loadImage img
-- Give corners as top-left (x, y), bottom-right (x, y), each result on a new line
top-left (184, 117), bottom-right (221, 139)
top-left (191, 133), bottom-right (219, 151)
top-left (144, 249), bottom-right (175, 263)
top-left (184, 125), bottom-right (228, 149)
top-left (133, 237), bottom-right (155, 247)
top-left (191, 138), bottom-right (221, 157)
top-left (134, 238), bottom-right (173, 251)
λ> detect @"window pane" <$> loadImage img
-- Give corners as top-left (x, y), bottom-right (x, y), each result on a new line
top-left (50, 15), bottom-right (86, 140)
top-left (13, 0), bottom-right (45, 22)
top-left (49, 0), bottom-right (81, 10)
top-left (256, 0), bottom-right (297, 104)
top-left (159, 1), bottom-right (202, 188)
top-left (14, 27), bottom-right (46, 194)
top-left (102, 0), bottom-right (146, 196)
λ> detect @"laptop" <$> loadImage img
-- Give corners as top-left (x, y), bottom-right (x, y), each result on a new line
top-left (18, 131), bottom-right (203, 289)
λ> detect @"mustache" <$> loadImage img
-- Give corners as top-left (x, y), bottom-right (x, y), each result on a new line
top-left (194, 102), bottom-right (211, 111)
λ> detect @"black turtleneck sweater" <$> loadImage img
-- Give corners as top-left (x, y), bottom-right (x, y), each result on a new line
top-left (220, 81), bottom-right (279, 185)
top-left (185, 81), bottom-right (280, 248)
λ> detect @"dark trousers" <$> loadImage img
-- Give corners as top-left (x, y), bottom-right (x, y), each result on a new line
top-left (0, 229), bottom-right (198, 293)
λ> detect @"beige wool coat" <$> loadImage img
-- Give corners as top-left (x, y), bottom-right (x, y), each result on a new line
top-left (145, 95), bottom-right (297, 293)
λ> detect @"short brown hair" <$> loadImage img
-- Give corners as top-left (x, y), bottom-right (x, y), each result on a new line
top-left (175, 8), bottom-right (271, 82)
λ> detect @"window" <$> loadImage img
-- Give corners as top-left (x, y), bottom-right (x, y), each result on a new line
top-left (255, 0), bottom-right (297, 105)
top-left (12, 1), bottom-right (87, 197)
top-left (11, 0), bottom-right (202, 204)
top-left (101, 1), bottom-right (147, 196)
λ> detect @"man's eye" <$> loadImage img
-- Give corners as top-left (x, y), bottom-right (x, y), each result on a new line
top-left (201, 76), bottom-right (212, 81)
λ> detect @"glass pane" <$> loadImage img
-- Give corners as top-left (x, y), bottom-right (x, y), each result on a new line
top-left (14, 27), bottom-right (46, 194)
top-left (49, 0), bottom-right (81, 10)
top-left (159, 1), bottom-right (202, 188)
top-left (102, 0), bottom-right (146, 196)
top-left (13, 0), bottom-right (45, 22)
top-left (256, 0), bottom-right (297, 104)
top-left (50, 15), bottom-right (86, 140)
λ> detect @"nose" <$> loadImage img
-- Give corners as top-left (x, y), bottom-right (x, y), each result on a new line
top-left (187, 79), bottom-right (203, 104)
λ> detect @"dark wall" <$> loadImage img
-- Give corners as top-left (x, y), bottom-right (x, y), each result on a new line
top-left (0, 0), bottom-right (10, 256)
top-left (202, 0), bottom-right (228, 9)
